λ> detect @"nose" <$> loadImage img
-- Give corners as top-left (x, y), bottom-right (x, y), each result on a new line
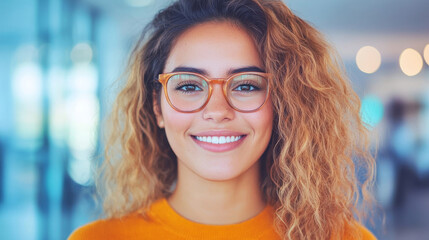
top-left (202, 85), bottom-right (235, 122)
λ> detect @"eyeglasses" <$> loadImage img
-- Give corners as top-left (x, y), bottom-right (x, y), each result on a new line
top-left (158, 72), bottom-right (270, 113)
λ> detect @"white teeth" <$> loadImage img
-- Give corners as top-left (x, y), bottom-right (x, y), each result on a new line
top-left (195, 135), bottom-right (242, 144)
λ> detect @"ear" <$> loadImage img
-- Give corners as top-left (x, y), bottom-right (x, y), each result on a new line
top-left (152, 91), bottom-right (165, 128)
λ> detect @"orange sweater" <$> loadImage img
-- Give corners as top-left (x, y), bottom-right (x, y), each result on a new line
top-left (68, 198), bottom-right (376, 240)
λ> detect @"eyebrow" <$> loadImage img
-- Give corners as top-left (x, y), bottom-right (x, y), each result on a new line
top-left (172, 67), bottom-right (207, 75)
top-left (229, 66), bottom-right (265, 74)
top-left (171, 66), bottom-right (265, 75)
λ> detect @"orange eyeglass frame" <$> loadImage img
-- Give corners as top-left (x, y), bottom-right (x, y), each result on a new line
top-left (158, 71), bottom-right (271, 113)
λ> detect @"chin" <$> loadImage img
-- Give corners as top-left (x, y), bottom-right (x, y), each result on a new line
top-left (201, 171), bottom-right (240, 182)
top-left (194, 162), bottom-right (255, 182)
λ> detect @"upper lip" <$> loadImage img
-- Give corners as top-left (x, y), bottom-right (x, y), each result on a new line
top-left (191, 130), bottom-right (247, 137)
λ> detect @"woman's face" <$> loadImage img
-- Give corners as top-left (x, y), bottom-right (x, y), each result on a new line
top-left (155, 21), bottom-right (273, 181)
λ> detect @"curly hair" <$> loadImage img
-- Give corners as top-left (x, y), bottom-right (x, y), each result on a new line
top-left (97, 0), bottom-right (375, 239)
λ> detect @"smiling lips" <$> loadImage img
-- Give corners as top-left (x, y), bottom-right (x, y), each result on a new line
top-left (195, 135), bottom-right (243, 144)
top-left (191, 132), bottom-right (247, 152)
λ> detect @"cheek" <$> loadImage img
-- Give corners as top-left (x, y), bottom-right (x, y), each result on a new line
top-left (248, 100), bottom-right (274, 136)
top-left (160, 93), bottom-right (194, 141)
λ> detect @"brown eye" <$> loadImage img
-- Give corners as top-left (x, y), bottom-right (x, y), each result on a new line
top-left (233, 84), bottom-right (260, 92)
top-left (176, 84), bottom-right (203, 92)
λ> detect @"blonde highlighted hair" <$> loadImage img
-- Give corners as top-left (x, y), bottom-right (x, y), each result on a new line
top-left (97, 0), bottom-right (375, 239)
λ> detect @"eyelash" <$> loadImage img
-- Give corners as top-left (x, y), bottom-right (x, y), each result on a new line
top-left (175, 81), bottom-right (204, 92)
top-left (231, 81), bottom-right (261, 92)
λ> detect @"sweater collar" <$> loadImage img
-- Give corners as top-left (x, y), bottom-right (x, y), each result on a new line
top-left (148, 198), bottom-right (276, 239)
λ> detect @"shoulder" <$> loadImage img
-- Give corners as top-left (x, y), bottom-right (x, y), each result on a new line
top-left (68, 199), bottom-right (173, 240)
top-left (342, 222), bottom-right (377, 240)
top-left (68, 212), bottom-right (161, 240)
top-left (68, 219), bottom-right (110, 240)
top-left (356, 224), bottom-right (377, 240)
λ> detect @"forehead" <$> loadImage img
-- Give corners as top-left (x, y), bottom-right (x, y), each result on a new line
top-left (164, 21), bottom-right (263, 77)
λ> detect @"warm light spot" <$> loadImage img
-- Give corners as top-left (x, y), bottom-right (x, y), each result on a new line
top-left (356, 46), bottom-right (381, 74)
top-left (424, 44), bottom-right (429, 66)
top-left (399, 48), bottom-right (423, 76)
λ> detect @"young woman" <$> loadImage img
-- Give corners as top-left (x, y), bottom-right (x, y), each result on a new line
top-left (69, 0), bottom-right (376, 239)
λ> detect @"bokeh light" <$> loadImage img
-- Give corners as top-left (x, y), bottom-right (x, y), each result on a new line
top-left (68, 155), bottom-right (93, 186)
top-left (68, 63), bottom-right (98, 93)
top-left (66, 95), bottom-right (99, 153)
top-left (70, 42), bottom-right (93, 64)
top-left (66, 94), bottom-right (99, 186)
top-left (360, 95), bottom-right (384, 128)
top-left (11, 62), bottom-right (44, 142)
top-left (66, 62), bottom-right (99, 186)
top-left (399, 48), bottom-right (423, 76)
top-left (356, 46), bottom-right (381, 74)
top-left (12, 62), bottom-right (43, 102)
top-left (424, 44), bottom-right (429, 66)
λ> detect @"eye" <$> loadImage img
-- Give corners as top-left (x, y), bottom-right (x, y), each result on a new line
top-left (176, 84), bottom-right (203, 92)
top-left (230, 74), bottom-right (265, 93)
top-left (233, 83), bottom-right (260, 92)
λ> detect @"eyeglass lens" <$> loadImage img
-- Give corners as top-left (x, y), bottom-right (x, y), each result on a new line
top-left (165, 73), bottom-right (268, 112)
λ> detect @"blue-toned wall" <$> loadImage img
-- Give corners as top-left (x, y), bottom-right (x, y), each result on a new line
top-left (0, 0), bottom-right (428, 239)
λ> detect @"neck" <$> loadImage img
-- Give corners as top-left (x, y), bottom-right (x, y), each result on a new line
top-left (167, 160), bottom-right (266, 225)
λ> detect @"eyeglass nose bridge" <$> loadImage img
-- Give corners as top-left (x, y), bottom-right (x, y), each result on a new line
top-left (195, 77), bottom-right (232, 112)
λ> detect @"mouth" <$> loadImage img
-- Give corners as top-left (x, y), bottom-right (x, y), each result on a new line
top-left (192, 135), bottom-right (245, 144)
top-left (190, 133), bottom-right (247, 152)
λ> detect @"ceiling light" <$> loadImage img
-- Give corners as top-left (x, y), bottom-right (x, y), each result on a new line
top-left (399, 48), bottom-right (423, 76)
top-left (356, 46), bottom-right (381, 74)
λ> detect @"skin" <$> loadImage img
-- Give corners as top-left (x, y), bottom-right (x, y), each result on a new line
top-left (154, 21), bottom-right (273, 225)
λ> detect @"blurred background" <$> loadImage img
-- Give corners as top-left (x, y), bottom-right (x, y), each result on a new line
top-left (0, 0), bottom-right (428, 239)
